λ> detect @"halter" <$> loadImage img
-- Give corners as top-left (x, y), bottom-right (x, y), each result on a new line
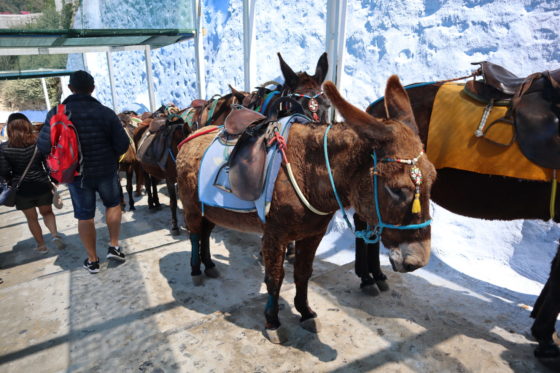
top-left (323, 124), bottom-right (432, 244)
top-left (287, 91), bottom-right (324, 121)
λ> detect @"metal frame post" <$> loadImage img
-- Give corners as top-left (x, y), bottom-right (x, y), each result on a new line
top-left (326, 0), bottom-right (348, 120)
top-left (243, 0), bottom-right (256, 92)
top-left (41, 77), bottom-right (51, 110)
top-left (144, 45), bottom-right (156, 112)
top-left (106, 51), bottom-right (117, 111)
top-left (193, 0), bottom-right (206, 99)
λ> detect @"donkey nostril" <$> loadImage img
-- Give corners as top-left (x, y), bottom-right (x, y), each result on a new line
top-left (404, 262), bottom-right (420, 272)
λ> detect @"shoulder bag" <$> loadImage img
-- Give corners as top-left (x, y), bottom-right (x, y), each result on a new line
top-left (0, 146), bottom-right (38, 207)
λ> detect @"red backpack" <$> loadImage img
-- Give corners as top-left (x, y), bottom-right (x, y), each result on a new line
top-left (46, 104), bottom-right (82, 183)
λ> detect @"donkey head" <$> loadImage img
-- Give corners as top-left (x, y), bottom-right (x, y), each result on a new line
top-left (278, 52), bottom-right (331, 122)
top-left (323, 77), bottom-right (436, 273)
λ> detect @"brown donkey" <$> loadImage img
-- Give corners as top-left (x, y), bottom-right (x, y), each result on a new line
top-left (117, 112), bottom-right (143, 211)
top-left (362, 70), bottom-right (560, 357)
top-left (176, 76), bottom-right (436, 343)
top-left (135, 108), bottom-right (189, 235)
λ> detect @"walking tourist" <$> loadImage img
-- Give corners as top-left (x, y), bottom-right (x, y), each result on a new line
top-left (38, 70), bottom-right (130, 273)
top-left (0, 113), bottom-right (65, 253)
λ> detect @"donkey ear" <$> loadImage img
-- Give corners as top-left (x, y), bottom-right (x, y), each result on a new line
top-left (229, 84), bottom-right (246, 102)
top-left (278, 52), bottom-right (299, 89)
top-left (383, 75), bottom-right (418, 133)
top-left (323, 81), bottom-right (393, 141)
top-left (313, 52), bottom-right (329, 84)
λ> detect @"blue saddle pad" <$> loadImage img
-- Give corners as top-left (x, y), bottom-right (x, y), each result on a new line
top-left (198, 114), bottom-right (310, 222)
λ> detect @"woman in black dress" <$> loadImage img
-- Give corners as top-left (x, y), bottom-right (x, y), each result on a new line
top-left (0, 113), bottom-right (65, 253)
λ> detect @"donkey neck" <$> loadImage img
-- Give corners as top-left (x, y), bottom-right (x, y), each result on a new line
top-left (287, 122), bottom-right (372, 213)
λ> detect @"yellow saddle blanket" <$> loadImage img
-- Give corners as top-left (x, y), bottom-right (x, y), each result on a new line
top-left (426, 83), bottom-right (558, 182)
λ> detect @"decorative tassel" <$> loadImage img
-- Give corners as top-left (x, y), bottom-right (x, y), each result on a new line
top-left (411, 192), bottom-right (421, 214)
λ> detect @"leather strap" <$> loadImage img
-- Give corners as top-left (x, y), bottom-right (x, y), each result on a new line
top-left (15, 146), bottom-right (38, 190)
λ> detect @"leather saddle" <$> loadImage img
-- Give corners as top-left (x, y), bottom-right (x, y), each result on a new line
top-left (464, 61), bottom-right (560, 169)
top-left (148, 116), bottom-right (167, 133)
top-left (138, 119), bottom-right (182, 170)
top-left (216, 98), bottom-right (304, 201)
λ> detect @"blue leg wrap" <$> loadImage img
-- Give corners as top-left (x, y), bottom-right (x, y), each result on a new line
top-left (265, 294), bottom-right (277, 315)
top-left (190, 233), bottom-right (201, 275)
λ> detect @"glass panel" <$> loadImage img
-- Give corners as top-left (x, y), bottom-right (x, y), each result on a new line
top-left (0, 0), bottom-right (194, 31)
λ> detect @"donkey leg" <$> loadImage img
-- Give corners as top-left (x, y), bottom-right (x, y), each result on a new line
top-left (368, 241), bottom-right (389, 292)
top-left (189, 233), bottom-right (203, 286)
top-left (532, 248), bottom-right (559, 319)
top-left (201, 219), bottom-right (219, 278)
top-left (151, 176), bottom-right (161, 209)
top-left (261, 233), bottom-right (288, 343)
top-left (126, 169), bottom-right (135, 211)
top-left (134, 163), bottom-right (144, 196)
top-left (166, 178), bottom-right (180, 235)
top-left (144, 171), bottom-right (155, 209)
top-left (531, 247), bottom-right (560, 358)
top-left (354, 214), bottom-right (379, 295)
top-left (293, 234), bottom-right (323, 333)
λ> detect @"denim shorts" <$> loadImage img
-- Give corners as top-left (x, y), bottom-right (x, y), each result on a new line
top-left (67, 172), bottom-right (121, 220)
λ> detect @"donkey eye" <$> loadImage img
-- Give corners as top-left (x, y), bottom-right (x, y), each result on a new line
top-left (384, 185), bottom-right (412, 202)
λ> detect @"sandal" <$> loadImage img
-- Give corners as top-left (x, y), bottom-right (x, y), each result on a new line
top-left (35, 245), bottom-right (49, 254)
top-left (52, 235), bottom-right (66, 250)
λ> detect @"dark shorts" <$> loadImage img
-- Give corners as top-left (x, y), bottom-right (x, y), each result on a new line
top-left (15, 190), bottom-right (53, 210)
top-left (67, 173), bottom-right (121, 220)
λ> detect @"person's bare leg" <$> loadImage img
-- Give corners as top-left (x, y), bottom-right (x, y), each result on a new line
top-left (39, 204), bottom-right (65, 249)
top-left (106, 205), bottom-right (122, 247)
top-left (38, 204), bottom-right (57, 236)
top-left (78, 219), bottom-right (97, 262)
top-left (22, 207), bottom-right (46, 249)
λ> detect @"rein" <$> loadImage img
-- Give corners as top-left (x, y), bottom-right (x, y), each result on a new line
top-left (323, 124), bottom-right (432, 244)
top-left (368, 72), bottom-right (478, 108)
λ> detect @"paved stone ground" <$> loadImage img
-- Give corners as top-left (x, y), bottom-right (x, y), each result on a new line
top-left (0, 182), bottom-right (557, 373)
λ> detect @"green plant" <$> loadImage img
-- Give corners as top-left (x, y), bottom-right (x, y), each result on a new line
top-left (0, 78), bottom-right (61, 110)
top-left (0, 1), bottom-right (77, 110)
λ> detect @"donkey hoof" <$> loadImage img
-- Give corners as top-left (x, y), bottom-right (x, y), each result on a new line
top-left (300, 317), bottom-right (321, 333)
top-left (376, 279), bottom-right (390, 292)
top-left (129, 206), bottom-right (136, 211)
top-left (361, 284), bottom-right (380, 297)
top-left (535, 343), bottom-right (560, 359)
top-left (171, 227), bottom-right (180, 236)
top-left (192, 275), bottom-right (204, 286)
top-left (204, 266), bottom-right (220, 278)
top-left (263, 326), bottom-right (289, 344)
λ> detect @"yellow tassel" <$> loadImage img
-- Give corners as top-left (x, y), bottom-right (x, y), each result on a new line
top-left (411, 193), bottom-right (421, 214)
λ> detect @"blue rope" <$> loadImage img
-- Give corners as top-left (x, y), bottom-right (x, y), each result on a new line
top-left (168, 148), bottom-right (176, 163)
top-left (323, 124), bottom-right (432, 244)
top-left (260, 91), bottom-right (280, 114)
top-left (368, 81), bottom-right (437, 108)
top-left (323, 124), bottom-right (355, 230)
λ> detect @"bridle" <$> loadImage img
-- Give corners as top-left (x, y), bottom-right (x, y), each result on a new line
top-left (286, 91), bottom-right (326, 121)
top-left (322, 123), bottom-right (432, 244)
